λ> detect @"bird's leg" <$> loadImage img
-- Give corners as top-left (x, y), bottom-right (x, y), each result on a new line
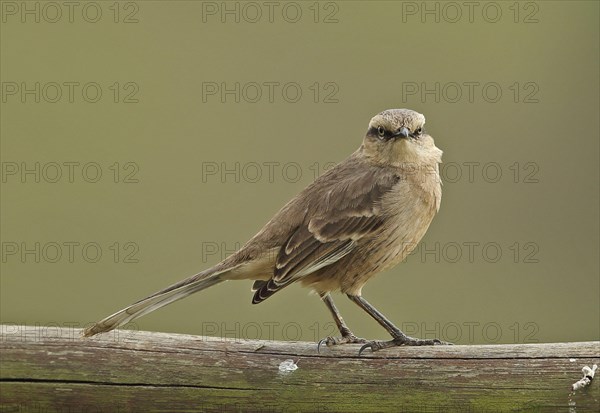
top-left (347, 295), bottom-right (452, 355)
top-left (317, 294), bottom-right (366, 352)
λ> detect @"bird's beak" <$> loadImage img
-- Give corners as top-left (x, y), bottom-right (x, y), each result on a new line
top-left (393, 127), bottom-right (410, 139)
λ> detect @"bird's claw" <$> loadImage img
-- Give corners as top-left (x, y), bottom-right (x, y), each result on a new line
top-left (358, 336), bottom-right (453, 356)
top-left (358, 341), bottom-right (381, 356)
top-left (317, 334), bottom-right (367, 353)
top-left (317, 338), bottom-right (330, 353)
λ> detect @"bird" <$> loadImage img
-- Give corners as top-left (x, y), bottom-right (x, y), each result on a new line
top-left (83, 108), bottom-right (450, 354)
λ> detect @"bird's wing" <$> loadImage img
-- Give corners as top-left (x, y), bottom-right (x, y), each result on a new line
top-left (252, 164), bottom-right (399, 303)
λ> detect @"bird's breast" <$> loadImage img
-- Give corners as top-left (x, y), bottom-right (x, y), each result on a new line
top-left (369, 170), bottom-right (441, 272)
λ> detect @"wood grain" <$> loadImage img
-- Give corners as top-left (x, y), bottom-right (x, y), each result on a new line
top-left (1, 325), bottom-right (598, 412)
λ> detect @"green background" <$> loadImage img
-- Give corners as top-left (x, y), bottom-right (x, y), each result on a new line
top-left (1, 1), bottom-right (598, 345)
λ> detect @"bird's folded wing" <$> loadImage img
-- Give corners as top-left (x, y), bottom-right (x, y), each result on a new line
top-left (252, 168), bottom-right (400, 303)
top-left (273, 215), bottom-right (383, 284)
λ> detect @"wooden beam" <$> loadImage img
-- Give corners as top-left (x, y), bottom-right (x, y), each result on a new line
top-left (1, 325), bottom-right (598, 412)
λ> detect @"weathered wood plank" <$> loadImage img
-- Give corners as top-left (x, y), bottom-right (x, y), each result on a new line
top-left (1, 325), bottom-right (598, 412)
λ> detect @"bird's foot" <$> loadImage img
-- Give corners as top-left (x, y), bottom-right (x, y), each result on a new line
top-left (317, 333), bottom-right (367, 353)
top-left (358, 335), bottom-right (452, 356)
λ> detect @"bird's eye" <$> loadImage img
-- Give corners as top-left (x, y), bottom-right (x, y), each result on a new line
top-left (377, 126), bottom-right (386, 137)
top-left (414, 127), bottom-right (422, 136)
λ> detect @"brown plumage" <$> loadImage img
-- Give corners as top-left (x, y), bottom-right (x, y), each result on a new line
top-left (83, 109), bottom-right (449, 353)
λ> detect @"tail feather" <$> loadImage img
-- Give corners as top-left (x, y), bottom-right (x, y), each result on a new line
top-left (83, 265), bottom-right (234, 337)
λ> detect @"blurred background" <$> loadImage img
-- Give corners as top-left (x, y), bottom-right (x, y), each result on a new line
top-left (1, 1), bottom-right (598, 345)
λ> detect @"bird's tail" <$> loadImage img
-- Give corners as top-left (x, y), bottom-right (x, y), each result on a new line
top-left (82, 264), bottom-right (235, 337)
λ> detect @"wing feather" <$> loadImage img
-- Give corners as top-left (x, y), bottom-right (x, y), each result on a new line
top-left (252, 159), bottom-right (400, 303)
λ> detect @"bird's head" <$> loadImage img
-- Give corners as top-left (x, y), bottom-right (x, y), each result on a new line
top-left (361, 109), bottom-right (442, 166)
